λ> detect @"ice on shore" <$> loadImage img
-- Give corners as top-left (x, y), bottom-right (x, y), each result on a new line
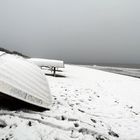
top-left (0, 64), bottom-right (140, 140)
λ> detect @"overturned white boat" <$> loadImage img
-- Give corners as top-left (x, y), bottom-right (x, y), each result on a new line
top-left (28, 58), bottom-right (64, 76)
top-left (28, 58), bottom-right (64, 68)
top-left (0, 53), bottom-right (52, 109)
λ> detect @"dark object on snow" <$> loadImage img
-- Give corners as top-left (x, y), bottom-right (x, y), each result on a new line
top-left (108, 130), bottom-right (119, 138)
top-left (0, 119), bottom-right (7, 128)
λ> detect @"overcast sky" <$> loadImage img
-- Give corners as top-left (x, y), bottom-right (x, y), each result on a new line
top-left (0, 0), bottom-right (140, 64)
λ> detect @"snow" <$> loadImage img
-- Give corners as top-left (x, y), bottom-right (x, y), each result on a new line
top-left (0, 64), bottom-right (140, 140)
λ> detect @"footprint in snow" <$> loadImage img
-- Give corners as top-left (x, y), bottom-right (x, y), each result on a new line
top-left (108, 130), bottom-right (119, 138)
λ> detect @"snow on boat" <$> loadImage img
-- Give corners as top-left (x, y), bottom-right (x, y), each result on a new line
top-left (0, 53), bottom-right (52, 109)
top-left (28, 58), bottom-right (64, 68)
top-left (0, 51), bottom-right (6, 56)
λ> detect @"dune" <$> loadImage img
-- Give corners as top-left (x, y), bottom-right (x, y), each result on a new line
top-left (0, 64), bottom-right (140, 140)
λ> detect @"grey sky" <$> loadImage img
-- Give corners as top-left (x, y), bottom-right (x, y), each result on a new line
top-left (0, 0), bottom-right (140, 64)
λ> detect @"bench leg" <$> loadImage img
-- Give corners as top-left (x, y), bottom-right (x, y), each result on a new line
top-left (53, 67), bottom-right (56, 76)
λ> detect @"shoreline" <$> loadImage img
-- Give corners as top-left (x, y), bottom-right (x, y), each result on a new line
top-left (69, 63), bottom-right (140, 69)
top-left (79, 64), bottom-right (140, 79)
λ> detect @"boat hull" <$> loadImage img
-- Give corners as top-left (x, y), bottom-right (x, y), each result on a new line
top-left (0, 54), bottom-right (52, 109)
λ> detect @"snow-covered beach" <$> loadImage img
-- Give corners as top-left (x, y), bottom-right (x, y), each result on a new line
top-left (0, 64), bottom-right (140, 140)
